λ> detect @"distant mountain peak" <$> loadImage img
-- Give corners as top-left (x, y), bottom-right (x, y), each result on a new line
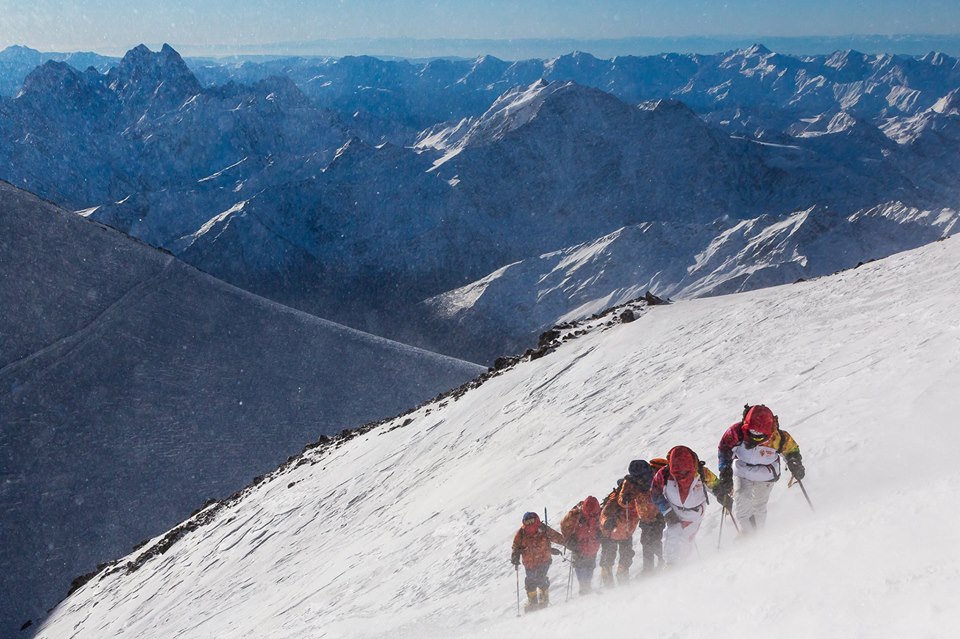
top-left (111, 43), bottom-right (201, 111)
top-left (252, 74), bottom-right (310, 105)
top-left (19, 60), bottom-right (78, 93)
top-left (743, 43), bottom-right (773, 57)
top-left (920, 51), bottom-right (953, 66)
top-left (16, 60), bottom-right (108, 106)
top-left (473, 53), bottom-right (504, 65)
top-left (0, 44), bottom-right (42, 63)
top-left (447, 79), bottom-right (570, 149)
top-left (932, 88), bottom-right (960, 115)
top-left (825, 49), bottom-right (869, 69)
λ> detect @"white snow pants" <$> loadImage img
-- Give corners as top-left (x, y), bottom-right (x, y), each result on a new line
top-left (662, 514), bottom-right (703, 565)
top-left (734, 476), bottom-right (776, 530)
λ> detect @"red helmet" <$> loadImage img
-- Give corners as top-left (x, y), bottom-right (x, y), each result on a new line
top-left (582, 496), bottom-right (600, 518)
top-left (667, 445), bottom-right (700, 501)
top-left (743, 405), bottom-right (775, 442)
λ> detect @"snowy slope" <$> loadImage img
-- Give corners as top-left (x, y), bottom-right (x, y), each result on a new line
top-left (423, 202), bottom-right (959, 362)
top-left (35, 233), bottom-right (960, 638)
top-left (0, 181), bottom-right (483, 635)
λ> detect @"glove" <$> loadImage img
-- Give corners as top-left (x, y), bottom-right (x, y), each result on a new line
top-left (786, 453), bottom-right (805, 480)
top-left (551, 547), bottom-right (562, 556)
top-left (664, 510), bottom-right (680, 526)
top-left (602, 516), bottom-right (617, 532)
top-left (715, 491), bottom-right (733, 511)
top-left (510, 552), bottom-right (520, 567)
top-left (717, 467), bottom-right (733, 498)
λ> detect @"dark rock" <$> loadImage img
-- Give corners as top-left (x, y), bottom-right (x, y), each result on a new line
top-left (537, 329), bottom-right (561, 347)
top-left (619, 309), bottom-right (636, 323)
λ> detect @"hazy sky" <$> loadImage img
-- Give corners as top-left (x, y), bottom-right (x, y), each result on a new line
top-left (1, 0), bottom-right (958, 55)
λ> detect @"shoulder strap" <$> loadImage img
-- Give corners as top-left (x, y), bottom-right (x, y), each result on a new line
top-left (698, 460), bottom-right (710, 504)
top-left (777, 429), bottom-right (790, 454)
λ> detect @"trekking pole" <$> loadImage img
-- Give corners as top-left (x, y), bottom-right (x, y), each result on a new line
top-left (725, 504), bottom-right (741, 534)
top-left (717, 505), bottom-right (726, 550)
top-left (566, 561), bottom-right (574, 602)
top-left (515, 566), bottom-right (521, 617)
top-left (793, 476), bottom-right (815, 512)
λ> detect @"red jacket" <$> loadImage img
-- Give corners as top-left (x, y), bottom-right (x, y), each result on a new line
top-left (561, 503), bottom-right (602, 557)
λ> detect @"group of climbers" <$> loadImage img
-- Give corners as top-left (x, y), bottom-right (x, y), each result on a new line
top-left (510, 404), bottom-right (806, 612)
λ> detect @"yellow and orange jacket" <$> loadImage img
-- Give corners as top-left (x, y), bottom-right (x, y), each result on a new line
top-left (718, 422), bottom-right (800, 478)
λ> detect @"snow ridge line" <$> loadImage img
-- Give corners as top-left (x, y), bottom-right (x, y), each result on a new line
top-left (61, 292), bottom-right (667, 599)
top-left (0, 256), bottom-right (175, 381)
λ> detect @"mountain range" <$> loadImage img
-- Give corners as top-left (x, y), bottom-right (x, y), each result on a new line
top-left (3, 43), bottom-right (958, 362)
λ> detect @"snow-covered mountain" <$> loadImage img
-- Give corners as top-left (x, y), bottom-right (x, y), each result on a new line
top-left (0, 45), bottom-right (116, 97)
top-left (187, 47), bottom-right (960, 139)
top-left (90, 74), bottom-right (959, 360)
top-left (33, 228), bottom-right (960, 639)
top-left (2, 44), bottom-right (959, 365)
top-left (0, 44), bottom-right (350, 210)
top-left (0, 181), bottom-right (483, 636)
top-left (423, 202), bottom-right (959, 362)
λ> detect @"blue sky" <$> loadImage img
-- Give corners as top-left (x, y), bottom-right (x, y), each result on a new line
top-left (1, 0), bottom-right (958, 55)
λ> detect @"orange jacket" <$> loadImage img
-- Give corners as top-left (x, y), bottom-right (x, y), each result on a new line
top-left (600, 477), bottom-right (647, 540)
top-left (634, 489), bottom-right (660, 523)
top-left (511, 522), bottom-right (565, 569)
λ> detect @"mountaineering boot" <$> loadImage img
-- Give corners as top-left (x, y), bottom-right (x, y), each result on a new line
top-left (579, 580), bottom-right (592, 595)
top-left (525, 591), bottom-right (539, 613)
top-left (539, 587), bottom-right (550, 608)
top-left (617, 565), bottom-right (630, 585)
top-left (601, 565), bottom-right (615, 588)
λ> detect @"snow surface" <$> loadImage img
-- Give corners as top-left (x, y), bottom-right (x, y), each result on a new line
top-left (35, 234), bottom-right (960, 638)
